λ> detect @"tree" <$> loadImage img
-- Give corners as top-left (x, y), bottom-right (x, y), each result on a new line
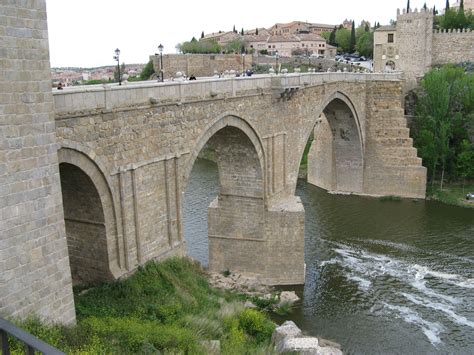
top-left (423, 2), bottom-right (427, 10)
top-left (256, 28), bottom-right (259, 35)
top-left (335, 28), bottom-right (351, 52)
top-left (365, 23), bottom-right (370, 32)
top-left (201, 31), bottom-right (204, 39)
top-left (349, 20), bottom-right (356, 53)
top-left (140, 60), bottom-right (155, 80)
top-left (413, 65), bottom-right (474, 188)
top-left (241, 28), bottom-right (244, 36)
top-left (329, 26), bottom-right (337, 46)
top-left (356, 31), bottom-right (374, 58)
top-left (446, 0), bottom-right (449, 10)
top-left (407, 0), bottom-right (411, 12)
top-left (233, 25), bottom-right (236, 33)
top-left (457, 139), bottom-right (474, 192)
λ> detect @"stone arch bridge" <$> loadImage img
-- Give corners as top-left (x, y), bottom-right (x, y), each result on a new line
top-left (53, 73), bottom-right (426, 287)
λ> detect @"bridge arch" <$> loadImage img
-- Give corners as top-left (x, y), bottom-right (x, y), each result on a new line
top-left (182, 114), bottom-right (267, 274)
top-left (303, 90), bottom-right (365, 193)
top-left (58, 148), bottom-right (120, 284)
top-left (182, 113), bottom-right (265, 192)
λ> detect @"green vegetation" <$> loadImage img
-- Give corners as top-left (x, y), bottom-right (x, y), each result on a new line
top-left (427, 183), bottom-right (474, 208)
top-left (9, 258), bottom-right (276, 354)
top-left (412, 64), bottom-right (474, 192)
top-left (178, 37), bottom-right (221, 54)
top-left (434, 1), bottom-right (474, 29)
top-left (140, 60), bottom-right (155, 80)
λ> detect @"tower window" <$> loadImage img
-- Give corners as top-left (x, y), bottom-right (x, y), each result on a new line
top-left (388, 33), bottom-right (394, 43)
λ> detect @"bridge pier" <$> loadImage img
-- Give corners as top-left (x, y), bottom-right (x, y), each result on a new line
top-left (208, 196), bottom-right (305, 285)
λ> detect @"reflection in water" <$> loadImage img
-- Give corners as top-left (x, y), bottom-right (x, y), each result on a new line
top-left (184, 159), bottom-right (474, 354)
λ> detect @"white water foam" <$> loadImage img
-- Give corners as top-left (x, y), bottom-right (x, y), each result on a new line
top-left (319, 242), bottom-right (474, 345)
top-left (402, 292), bottom-right (474, 329)
top-left (382, 302), bottom-right (444, 345)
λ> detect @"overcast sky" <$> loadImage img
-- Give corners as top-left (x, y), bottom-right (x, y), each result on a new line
top-left (45, 0), bottom-right (447, 68)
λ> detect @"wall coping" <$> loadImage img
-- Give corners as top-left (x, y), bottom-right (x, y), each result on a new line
top-left (53, 72), bottom-right (403, 116)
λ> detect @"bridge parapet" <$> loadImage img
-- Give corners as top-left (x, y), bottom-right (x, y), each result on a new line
top-left (53, 73), bottom-right (403, 117)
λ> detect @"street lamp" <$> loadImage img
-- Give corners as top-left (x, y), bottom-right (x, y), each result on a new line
top-left (275, 51), bottom-right (280, 74)
top-left (241, 52), bottom-right (246, 75)
top-left (113, 48), bottom-right (121, 85)
top-left (158, 43), bottom-right (164, 82)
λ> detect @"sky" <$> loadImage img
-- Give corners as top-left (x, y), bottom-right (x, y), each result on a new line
top-left (45, 0), bottom-right (448, 68)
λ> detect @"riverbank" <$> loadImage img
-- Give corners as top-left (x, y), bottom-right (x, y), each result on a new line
top-left (10, 258), bottom-right (276, 354)
top-left (427, 183), bottom-right (474, 208)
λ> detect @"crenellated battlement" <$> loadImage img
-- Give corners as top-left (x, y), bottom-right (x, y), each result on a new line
top-left (397, 7), bottom-right (434, 16)
top-left (433, 28), bottom-right (473, 33)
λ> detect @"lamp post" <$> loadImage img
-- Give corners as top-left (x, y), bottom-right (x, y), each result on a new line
top-left (275, 50), bottom-right (280, 74)
top-left (158, 43), bottom-right (164, 82)
top-left (241, 52), bottom-right (246, 75)
top-left (113, 48), bottom-right (121, 85)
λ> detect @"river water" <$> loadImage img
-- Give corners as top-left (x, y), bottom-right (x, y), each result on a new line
top-left (183, 159), bottom-right (474, 354)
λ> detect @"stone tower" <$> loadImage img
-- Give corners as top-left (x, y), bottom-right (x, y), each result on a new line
top-left (395, 8), bottom-right (434, 90)
top-left (396, 8), bottom-right (434, 89)
top-left (0, 1), bottom-right (76, 323)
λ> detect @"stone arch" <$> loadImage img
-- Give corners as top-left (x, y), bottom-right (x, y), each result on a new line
top-left (182, 113), bottom-right (266, 193)
top-left (182, 113), bottom-right (268, 275)
top-left (385, 60), bottom-right (396, 71)
top-left (304, 90), bottom-right (365, 193)
top-left (58, 148), bottom-right (121, 284)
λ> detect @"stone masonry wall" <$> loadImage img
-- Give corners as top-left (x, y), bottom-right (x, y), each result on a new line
top-left (432, 30), bottom-right (474, 66)
top-left (151, 54), bottom-right (253, 79)
top-left (0, 1), bottom-right (75, 323)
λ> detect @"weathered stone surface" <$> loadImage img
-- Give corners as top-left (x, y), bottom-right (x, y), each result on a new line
top-left (272, 321), bottom-right (343, 355)
top-left (280, 291), bottom-right (300, 304)
top-left (0, 0), bottom-right (75, 324)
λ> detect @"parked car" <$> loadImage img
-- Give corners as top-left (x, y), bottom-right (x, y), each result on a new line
top-left (466, 192), bottom-right (474, 200)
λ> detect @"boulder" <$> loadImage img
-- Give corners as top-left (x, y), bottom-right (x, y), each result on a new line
top-left (279, 291), bottom-right (300, 304)
top-left (272, 321), bottom-right (343, 355)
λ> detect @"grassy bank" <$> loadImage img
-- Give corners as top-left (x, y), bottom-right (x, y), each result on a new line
top-left (10, 258), bottom-right (276, 354)
top-left (427, 183), bottom-right (474, 208)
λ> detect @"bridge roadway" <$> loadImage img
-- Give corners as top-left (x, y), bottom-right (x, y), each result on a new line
top-left (52, 72), bottom-right (426, 287)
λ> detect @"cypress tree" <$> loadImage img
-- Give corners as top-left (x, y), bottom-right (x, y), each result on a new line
top-left (241, 28), bottom-right (244, 36)
top-left (256, 28), bottom-right (259, 35)
top-left (329, 26), bottom-right (337, 46)
top-left (233, 25), bottom-right (236, 33)
top-left (423, 2), bottom-right (427, 10)
top-left (460, 0), bottom-right (464, 11)
top-left (407, 0), bottom-right (410, 12)
top-left (201, 31), bottom-right (204, 39)
top-left (445, 0), bottom-right (449, 10)
top-left (433, 5), bottom-right (437, 15)
top-left (365, 23), bottom-right (370, 32)
top-left (349, 20), bottom-right (356, 53)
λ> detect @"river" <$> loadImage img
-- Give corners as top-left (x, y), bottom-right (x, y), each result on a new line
top-left (183, 159), bottom-right (474, 354)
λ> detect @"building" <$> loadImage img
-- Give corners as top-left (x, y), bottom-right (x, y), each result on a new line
top-left (201, 31), bottom-right (240, 47)
top-left (268, 21), bottom-right (336, 36)
top-left (373, 7), bottom-right (474, 90)
top-left (451, 0), bottom-right (474, 11)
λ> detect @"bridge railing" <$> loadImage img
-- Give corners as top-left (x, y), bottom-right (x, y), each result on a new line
top-left (52, 72), bottom-right (403, 115)
top-left (0, 317), bottom-right (64, 355)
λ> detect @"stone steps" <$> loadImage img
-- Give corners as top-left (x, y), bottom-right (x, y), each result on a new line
top-left (382, 155), bottom-right (422, 167)
top-left (374, 127), bottom-right (411, 138)
top-left (376, 136), bottom-right (413, 147)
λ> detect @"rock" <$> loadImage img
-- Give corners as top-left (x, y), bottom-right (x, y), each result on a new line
top-left (272, 321), bottom-right (343, 355)
top-left (318, 338), bottom-right (342, 349)
top-left (271, 320), bottom-right (302, 347)
top-left (244, 301), bottom-right (257, 309)
top-left (279, 291), bottom-right (300, 304)
top-left (276, 337), bottom-right (319, 353)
